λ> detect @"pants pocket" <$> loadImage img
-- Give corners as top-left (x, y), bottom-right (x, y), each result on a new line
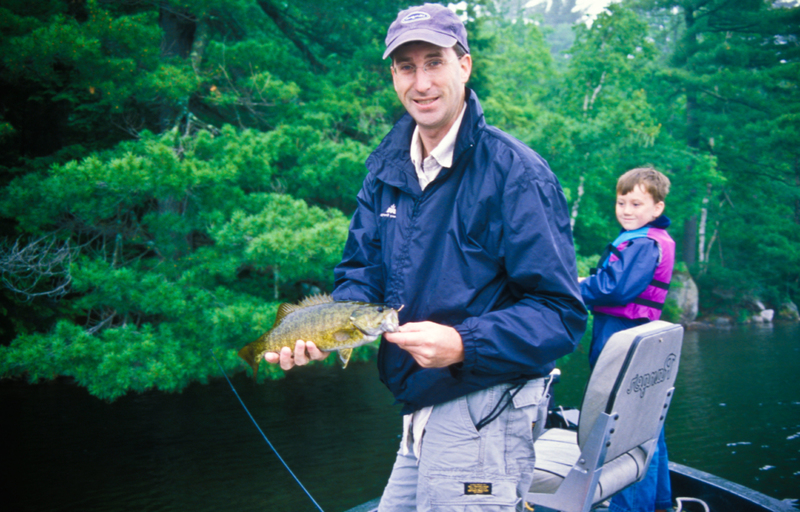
top-left (427, 475), bottom-right (518, 511)
top-left (504, 379), bottom-right (546, 475)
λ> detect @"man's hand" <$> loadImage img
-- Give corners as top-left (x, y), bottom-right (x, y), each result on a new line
top-left (264, 340), bottom-right (330, 371)
top-left (383, 321), bottom-right (464, 368)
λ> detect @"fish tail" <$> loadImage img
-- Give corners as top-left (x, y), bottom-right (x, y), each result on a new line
top-left (237, 343), bottom-right (261, 381)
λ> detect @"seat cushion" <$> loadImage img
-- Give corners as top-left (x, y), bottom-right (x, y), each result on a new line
top-left (531, 428), bottom-right (649, 503)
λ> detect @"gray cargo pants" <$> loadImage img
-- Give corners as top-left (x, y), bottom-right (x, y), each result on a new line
top-left (377, 378), bottom-right (548, 512)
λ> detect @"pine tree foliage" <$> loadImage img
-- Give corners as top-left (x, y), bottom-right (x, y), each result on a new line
top-left (631, 0), bottom-right (800, 307)
top-left (0, 0), bottom-right (798, 398)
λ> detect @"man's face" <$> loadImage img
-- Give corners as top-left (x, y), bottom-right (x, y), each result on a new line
top-left (391, 42), bottom-right (472, 136)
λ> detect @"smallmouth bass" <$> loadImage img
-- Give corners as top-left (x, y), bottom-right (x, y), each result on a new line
top-left (238, 294), bottom-right (399, 379)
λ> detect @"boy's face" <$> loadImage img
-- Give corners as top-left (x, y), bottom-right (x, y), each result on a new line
top-left (616, 184), bottom-right (665, 231)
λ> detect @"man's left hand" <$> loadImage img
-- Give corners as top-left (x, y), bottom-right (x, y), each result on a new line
top-left (383, 321), bottom-right (464, 368)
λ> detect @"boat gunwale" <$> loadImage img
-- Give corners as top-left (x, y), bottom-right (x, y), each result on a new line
top-left (342, 463), bottom-right (798, 512)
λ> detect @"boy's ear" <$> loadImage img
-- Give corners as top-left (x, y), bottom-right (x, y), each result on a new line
top-left (654, 201), bottom-right (665, 217)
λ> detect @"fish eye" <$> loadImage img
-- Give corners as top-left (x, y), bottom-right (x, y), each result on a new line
top-left (377, 307), bottom-right (384, 313)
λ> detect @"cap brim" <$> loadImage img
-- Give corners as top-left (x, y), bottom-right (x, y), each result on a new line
top-left (383, 30), bottom-right (458, 59)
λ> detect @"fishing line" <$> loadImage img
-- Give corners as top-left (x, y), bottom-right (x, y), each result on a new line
top-left (210, 350), bottom-right (325, 512)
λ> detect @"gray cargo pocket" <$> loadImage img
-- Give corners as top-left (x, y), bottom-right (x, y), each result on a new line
top-left (512, 378), bottom-right (548, 441)
top-left (511, 378), bottom-right (545, 409)
top-left (428, 475), bottom-right (518, 511)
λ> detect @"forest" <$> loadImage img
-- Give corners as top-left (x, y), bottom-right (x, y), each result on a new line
top-left (1, 0), bottom-right (798, 400)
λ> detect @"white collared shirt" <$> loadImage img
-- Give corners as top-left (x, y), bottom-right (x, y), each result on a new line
top-left (401, 103), bottom-right (467, 460)
top-left (409, 103), bottom-right (467, 191)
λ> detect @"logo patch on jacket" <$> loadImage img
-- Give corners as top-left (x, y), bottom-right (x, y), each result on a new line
top-left (380, 204), bottom-right (397, 219)
top-left (464, 482), bottom-right (492, 495)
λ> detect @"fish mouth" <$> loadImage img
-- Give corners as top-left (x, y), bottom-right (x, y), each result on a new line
top-left (381, 310), bottom-right (400, 333)
top-left (353, 309), bottom-right (399, 336)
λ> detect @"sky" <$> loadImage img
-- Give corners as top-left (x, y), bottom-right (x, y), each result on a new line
top-left (526, 0), bottom-right (618, 16)
top-left (448, 0), bottom-right (619, 24)
top-left (529, 0), bottom-right (800, 11)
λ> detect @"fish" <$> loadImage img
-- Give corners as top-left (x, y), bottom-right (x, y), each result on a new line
top-left (238, 293), bottom-right (400, 379)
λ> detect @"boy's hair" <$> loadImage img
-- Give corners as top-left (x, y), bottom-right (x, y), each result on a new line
top-left (617, 167), bottom-right (671, 204)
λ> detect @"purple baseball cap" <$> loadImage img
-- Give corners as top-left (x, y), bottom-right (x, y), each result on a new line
top-left (383, 3), bottom-right (470, 59)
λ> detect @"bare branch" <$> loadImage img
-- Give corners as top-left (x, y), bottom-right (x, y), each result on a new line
top-left (86, 310), bottom-right (117, 335)
top-left (0, 235), bottom-right (77, 301)
top-left (256, 0), bottom-right (326, 73)
top-left (583, 71), bottom-right (606, 115)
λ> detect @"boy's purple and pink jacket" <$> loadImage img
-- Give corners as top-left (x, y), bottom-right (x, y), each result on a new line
top-left (590, 218), bottom-right (676, 321)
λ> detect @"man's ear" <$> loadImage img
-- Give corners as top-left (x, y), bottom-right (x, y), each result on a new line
top-left (459, 54), bottom-right (472, 84)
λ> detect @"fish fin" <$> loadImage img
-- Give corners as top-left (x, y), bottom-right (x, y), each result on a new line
top-left (273, 303), bottom-right (298, 325)
top-left (272, 294), bottom-right (334, 328)
top-left (296, 293), bottom-right (335, 308)
top-left (333, 330), bottom-right (351, 343)
top-left (237, 342), bottom-right (261, 381)
top-left (339, 348), bottom-right (353, 368)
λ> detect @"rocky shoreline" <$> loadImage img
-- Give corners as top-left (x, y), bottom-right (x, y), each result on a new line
top-left (667, 268), bottom-right (800, 330)
top-left (684, 315), bottom-right (798, 330)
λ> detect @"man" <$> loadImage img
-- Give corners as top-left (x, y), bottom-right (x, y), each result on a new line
top-left (265, 4), bottom-right (586, 510)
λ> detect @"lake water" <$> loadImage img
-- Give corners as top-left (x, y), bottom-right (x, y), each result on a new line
top-left (4, 323), bottom-right (799, 511)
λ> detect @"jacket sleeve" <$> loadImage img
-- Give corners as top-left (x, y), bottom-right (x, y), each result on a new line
top-left (332, 173), bottom-right (385, 304)
top-left (580, 239), bottom-right (660, 307)
top-left (453, 156), bottom-right (588, 377)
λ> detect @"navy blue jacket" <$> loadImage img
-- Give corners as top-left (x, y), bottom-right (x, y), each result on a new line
top-left (333, 90), bottom-right (587, 414)
top-left (580, 216), bottom-right (670, 367)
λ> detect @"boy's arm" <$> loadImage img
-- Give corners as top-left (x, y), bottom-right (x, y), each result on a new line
top-left (580, 239), bottom-right (661, 307)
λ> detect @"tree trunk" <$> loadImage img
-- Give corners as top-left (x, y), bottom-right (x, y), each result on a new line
top-left (682, 5), bottom-right (701, 148)
top-left (705, 222), bottom-right (719, 265)
top-left (683, 214), bottom-right (697, 268)
top-left (795, 155), bottom-right (799, 225)
top-left (570, 175), bottom-right (585, 231)
top-left (256, 0), bottom-right (326, 72)
top-left (679, 5), bottom-right (701, 267)
top-left (158, 3), bottom-right (197, 131)
top-left (156, 4), bottom-right (198, 259)
top-left (159, 3), bottom-right (196, 59)
top-left (190, 19), bottom-right (210, 74)
top-left (698, 184), bottom-right (711, 264)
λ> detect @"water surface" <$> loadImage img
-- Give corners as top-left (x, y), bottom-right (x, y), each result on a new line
top-left (4, 323), bottom-right (799, 511)
top-left (556, 322), bottom-right (800, 502)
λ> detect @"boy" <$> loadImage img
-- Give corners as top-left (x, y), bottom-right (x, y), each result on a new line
top-left (579, 166), bottom-right (675, 512)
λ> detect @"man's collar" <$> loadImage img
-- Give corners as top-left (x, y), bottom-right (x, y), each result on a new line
top-left (410, 102), bottom-right (467, 169)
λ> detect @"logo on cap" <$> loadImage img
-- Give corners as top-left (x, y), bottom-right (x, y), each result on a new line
top-left (401, 12), bottom-right (431, 23)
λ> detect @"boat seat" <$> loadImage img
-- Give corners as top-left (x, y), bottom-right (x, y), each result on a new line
top-left (527, 321), bottom-right (684, 512)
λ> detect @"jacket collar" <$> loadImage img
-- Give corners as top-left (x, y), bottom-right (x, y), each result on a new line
top-left (649, 215), bottom-right (671, 230)
top-left (367, 88), bottom-right (485, 194)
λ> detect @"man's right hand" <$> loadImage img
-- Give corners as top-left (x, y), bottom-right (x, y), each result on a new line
top-left (264, 340), bottom-right (330, 371)
top-left (383, 321), bottom-right (464, 368)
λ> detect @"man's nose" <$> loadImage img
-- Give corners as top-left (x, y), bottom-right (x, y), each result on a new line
top-left (413, 68), bottom-right (433, 91)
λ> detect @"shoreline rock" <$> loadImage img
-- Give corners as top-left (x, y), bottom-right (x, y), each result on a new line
top-left (666, 267), bottom-right (699, 324)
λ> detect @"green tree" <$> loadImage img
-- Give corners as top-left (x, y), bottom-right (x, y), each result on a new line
top-left (2, 0), bottom-right (799, 400)
top-left (0, 127), bottom-right (352, 399)
top-left (544, 4), bottom-right (670, 253)
top-left (634, 0), bottom-right (800, 307)
top-left (0, 0), bottom-right (402, 398)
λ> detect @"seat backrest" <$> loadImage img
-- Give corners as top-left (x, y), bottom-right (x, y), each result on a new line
top-left (578, 321), bottom-right (683, 461)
